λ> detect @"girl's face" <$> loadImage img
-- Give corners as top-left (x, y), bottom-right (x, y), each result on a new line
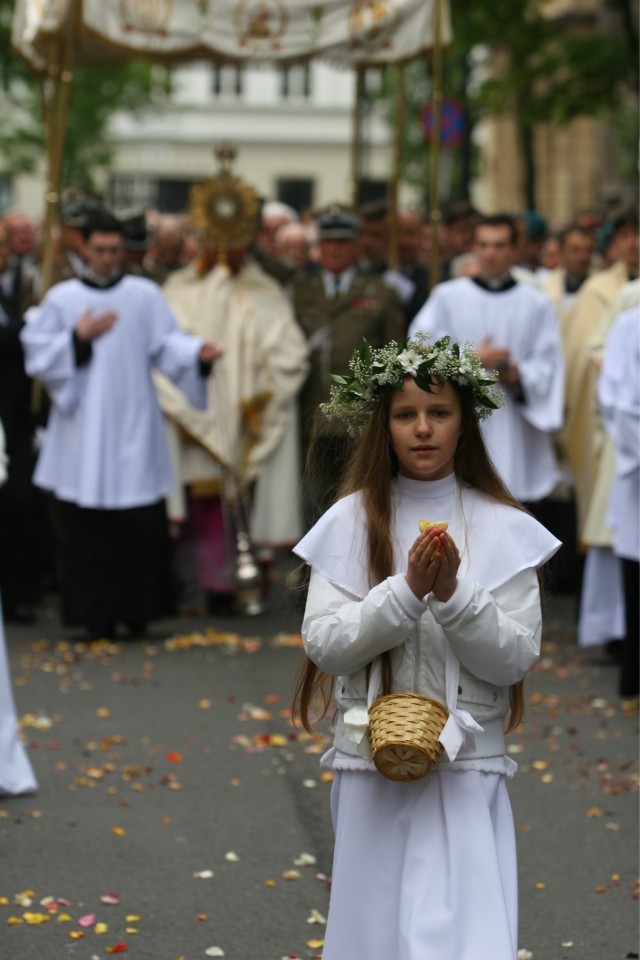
top-left (389, 378), bottom-right (462, 482)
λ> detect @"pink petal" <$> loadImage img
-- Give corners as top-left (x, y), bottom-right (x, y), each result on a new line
top-left (100, 893), bottom-right (121, 905)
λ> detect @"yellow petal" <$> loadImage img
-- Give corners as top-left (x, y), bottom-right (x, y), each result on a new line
top-left (418, 519), bottom-right (448, 532)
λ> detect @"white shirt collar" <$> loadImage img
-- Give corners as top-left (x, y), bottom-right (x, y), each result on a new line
top-left (322, 266), bottom-right (356, 297)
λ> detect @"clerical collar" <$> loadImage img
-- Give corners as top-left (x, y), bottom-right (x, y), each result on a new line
top-left (472, 273), bottom-right (517, 293)
top-left (565, 272), bottom-right (587, 294)
top-left (81, 271), bottom-right (125, 290)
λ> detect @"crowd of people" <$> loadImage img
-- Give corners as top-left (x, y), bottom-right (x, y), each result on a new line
top-left (0, 177), bottom-right (638, 960)
top-left (0, 185), bottom-right (637, 792)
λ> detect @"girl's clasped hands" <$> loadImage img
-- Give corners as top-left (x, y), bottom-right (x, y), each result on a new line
top-left (406, 522), bottom-right (460, 603)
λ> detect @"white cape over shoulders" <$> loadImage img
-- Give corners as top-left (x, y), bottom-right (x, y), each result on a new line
top-left (295, 477), bottom-right (561, 598)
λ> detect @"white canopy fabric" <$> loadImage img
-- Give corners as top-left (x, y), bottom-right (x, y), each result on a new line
top-left (12, 0), bottom-right (451, 71)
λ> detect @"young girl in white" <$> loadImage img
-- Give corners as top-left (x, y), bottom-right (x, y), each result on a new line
top-left (0, 419), bottom-right (38, 796)
top-left (293, 334), bottom-right (560, 960)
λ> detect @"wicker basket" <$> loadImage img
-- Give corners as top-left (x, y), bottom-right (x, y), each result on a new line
top-left (368, 692), bottom-right (449, 782)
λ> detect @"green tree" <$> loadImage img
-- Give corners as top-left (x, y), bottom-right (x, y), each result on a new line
top-left (374, 0), bottom-right (639, 209)
top-left (0, 0), bottom-right (170, 195)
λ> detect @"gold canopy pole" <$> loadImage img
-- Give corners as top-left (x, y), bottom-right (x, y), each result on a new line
top-left (428, 0), bottom-right (444, 292)
top-left (351, 65), bottom-right (365, 208)
top-left (40, 0), bottom-right (83, 299)
top-left (387, 64), bottom-right (406, 270)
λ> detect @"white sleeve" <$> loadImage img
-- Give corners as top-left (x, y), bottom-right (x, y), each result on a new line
top-left (599, 307), bottom-right (640, 476)
top-left (147, 288), bottom-right (207, 409)
top-left (301, 570), bottom-right (426, 677)
top-left (429, 567), bottom-right (542, 686)
top-left (517, 297), bottom-right (565, 431)
top-left (19, 298), bottom-right (82, 413)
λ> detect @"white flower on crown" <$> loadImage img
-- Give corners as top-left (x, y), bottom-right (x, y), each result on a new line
top-left (371, 362), bottom-right (390, 385)
top-left (456, 359), bottom-right (474, 384)
top-left (397, 348), bottom-right (422, 376)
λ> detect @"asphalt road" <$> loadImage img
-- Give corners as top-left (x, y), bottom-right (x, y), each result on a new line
top-left (1, 562), bottom-right (638, 960)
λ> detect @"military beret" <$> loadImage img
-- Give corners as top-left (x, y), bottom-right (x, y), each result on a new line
top-left (120, 211), bottom-right (148, 251)
top-left (317, 205), bottom-right (360, 240)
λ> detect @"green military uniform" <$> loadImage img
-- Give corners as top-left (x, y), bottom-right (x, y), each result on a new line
top-left (294, 267), bottom-right (401, 525)
top-left (294, 269), bottom-right (401, 444)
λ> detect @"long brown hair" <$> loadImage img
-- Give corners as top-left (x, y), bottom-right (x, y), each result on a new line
top-left (293, 381), bottom-right (528, 734)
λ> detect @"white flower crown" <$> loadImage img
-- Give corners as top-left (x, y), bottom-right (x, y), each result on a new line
top-left (320, 333), bottom-right (505, 437)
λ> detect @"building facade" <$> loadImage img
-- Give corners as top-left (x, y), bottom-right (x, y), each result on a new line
top-left (107, 61), bottom-right (394, 216)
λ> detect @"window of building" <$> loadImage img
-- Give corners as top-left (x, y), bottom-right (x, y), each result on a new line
top-left (212, 64), bottom-right (244, 98)
top-left (357, 178), bottom-right (388, 206)
top-left (276, 178), bottom-right (314, 214)
top-left (280, 64), bottom-right (311, 99)
top-left (109, 176), bottom-right (157, 212)
top-left (156, 178), bottom-right (200, 213)
top-left (109, 176), bottom-right (200, 214)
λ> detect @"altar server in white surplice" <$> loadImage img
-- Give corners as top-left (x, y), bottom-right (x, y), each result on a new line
top-left (599, 304), bottom-right (640, 698)
top-left (0, 419), bottom-right (37, 796)
top-left (410, 213), bottom-right (565, 507)
top-left (20, 210), bottom-right (222, 642)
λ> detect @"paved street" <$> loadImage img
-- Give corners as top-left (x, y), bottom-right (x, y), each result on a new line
top-left (1, 561), bottom-right (638, 960)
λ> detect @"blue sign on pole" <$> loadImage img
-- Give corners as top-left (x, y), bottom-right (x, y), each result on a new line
top-left (421, 97), bottom-right (466, 148)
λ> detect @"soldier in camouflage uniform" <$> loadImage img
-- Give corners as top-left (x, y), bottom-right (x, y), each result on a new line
top-left (293, 205), bottom-right (402, 525)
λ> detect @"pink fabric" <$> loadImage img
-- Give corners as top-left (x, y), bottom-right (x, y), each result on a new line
top-left (189, 495), bottom-right (234, 592)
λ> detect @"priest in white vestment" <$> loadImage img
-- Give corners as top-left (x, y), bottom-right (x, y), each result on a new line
top-left (559, 211), bottom-right (639, 539)
top-left (20, 210), bottom-right (221, 640)
top-left (560, 210), bottom-right (638, 649)
top-left (154, 161), bottom-right (309, 613)
top-left (410, 213), bottom-right (565, 507)
top-left (577, 280), bottom-right (640, 651)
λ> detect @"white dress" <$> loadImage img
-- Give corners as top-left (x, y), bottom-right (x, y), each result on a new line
top-left (294, 474), bottom-right (560, 960)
